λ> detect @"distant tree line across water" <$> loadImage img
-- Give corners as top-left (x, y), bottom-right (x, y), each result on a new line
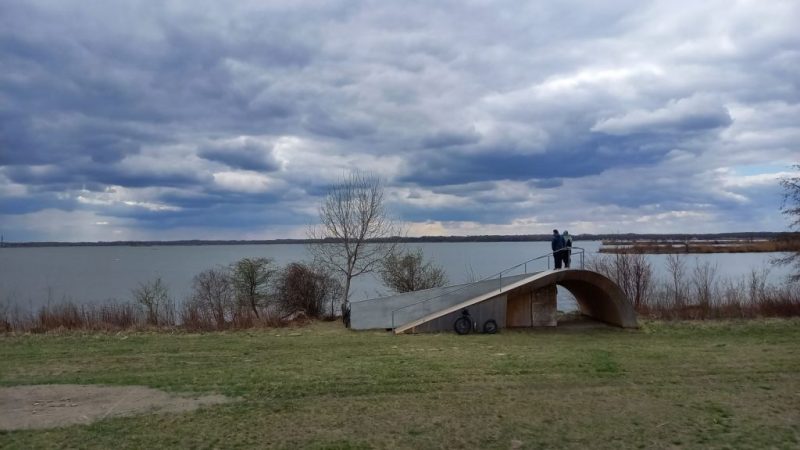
top-left (1, 232), bottom-right (794, 248)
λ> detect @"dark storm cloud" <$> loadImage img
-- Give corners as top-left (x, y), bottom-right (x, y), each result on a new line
top-left (421, 128), bottom-right (482, 149)
top-left (3, 161), bottom-right (209, 191)
top-left (401, 131), bottom-right (675, 186)
top-left (197, 141), bottom-right (281, 172)
top-left (99, 199), bottom-right (303, 230)
top-left (528, 179), bottom-right (563, 189)
top-left (0, 192), bottom-right (77, 215)
top-left (0, 114), bottom-right (154, 166)
top-left (1, 0), bottom-right (798, 239)
top-left (591, 96), bottom-right (733, 136)
top-left (302, 109), bottom-right (377, 140)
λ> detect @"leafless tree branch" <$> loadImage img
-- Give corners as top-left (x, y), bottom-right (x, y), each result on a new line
top-left (307, 171), bottom-right (401, 311)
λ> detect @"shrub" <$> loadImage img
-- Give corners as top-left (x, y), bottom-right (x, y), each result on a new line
top-left (587, 253), bottom-right (800, 320)
top-left (587, 252), bottom-right (652, 309)
top-left (231, 257), bottom-right (276, 319)
top-left (379, 249), bottom-right (448, 293)
top-left (131, 277), bottom-right (174, 326)
top-left (189, 268), bottom-right (235, 329)
top-left (274, 263), bottom-right (342, 319)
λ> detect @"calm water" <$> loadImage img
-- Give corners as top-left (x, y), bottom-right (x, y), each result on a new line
top-left (0, 241), bottom-right (792, 312)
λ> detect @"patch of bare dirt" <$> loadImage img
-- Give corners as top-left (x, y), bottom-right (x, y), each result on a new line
top-left (0, 384), bottom-right (229, 430)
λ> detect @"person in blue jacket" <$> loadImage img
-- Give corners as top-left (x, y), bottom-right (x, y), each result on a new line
top-left (551, 229), bottom-right (566, 269)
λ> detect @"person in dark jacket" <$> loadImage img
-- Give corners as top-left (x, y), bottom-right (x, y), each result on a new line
top-left (551, 229), bottom-right (565, 269)
top-left (562, 230), bottom-right (573, 268)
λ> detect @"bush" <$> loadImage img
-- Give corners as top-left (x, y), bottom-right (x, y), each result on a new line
top-left (379, 249), bottom-right (448, 293)
top-left (587, 252), bottom-right (652, 308)
top-left (587, 253), bottom-right (800, 320)
top-left (131, 277), bottom-right (174, 326)
top-left (189, 268), bottom-right (235, 329)
top-left (274, 263), bottom-right (342, 319)
top-left (231, 257), bottom-right (275, 319)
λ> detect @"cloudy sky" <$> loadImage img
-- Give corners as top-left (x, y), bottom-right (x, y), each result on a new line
top-left (1, 0), bottom-right (798, 241)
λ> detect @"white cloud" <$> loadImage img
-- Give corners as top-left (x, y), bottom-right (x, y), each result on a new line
top-left (75, 186), bottom-right (181, 211)
top-left (212, 171), bottom-right (283, 193)
top-left (536, 64), bottom-right (664, 94)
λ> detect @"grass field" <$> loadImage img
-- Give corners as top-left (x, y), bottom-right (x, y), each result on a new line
top-left (2, 320), bottom-right (799, 449)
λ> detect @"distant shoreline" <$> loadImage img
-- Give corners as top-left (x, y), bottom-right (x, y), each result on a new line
top-left (600, 237), bottom-right (800, 254)
top-left (0, 232), bottom-right (792, 248)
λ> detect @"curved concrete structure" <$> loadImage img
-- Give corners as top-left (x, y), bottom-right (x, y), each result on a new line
top-left (350, 269), bottom-right (638, 333)
top-left (544, 269), bottom-right (638, 329)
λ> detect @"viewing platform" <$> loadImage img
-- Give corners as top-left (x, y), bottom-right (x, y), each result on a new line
top-left (350, 249), bottom-right (638, 333)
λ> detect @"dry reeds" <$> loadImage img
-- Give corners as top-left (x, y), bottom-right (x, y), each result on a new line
top-left (2, 258), bottom-right (342, 333)
top-left (2, 296), bottom-right (295, 333)
top-left (600, 237), bottom-right (800, 254)
top-left (1, 301), bottom-right (144, 332)
top-left (590, 252), bottom-right (800, 320)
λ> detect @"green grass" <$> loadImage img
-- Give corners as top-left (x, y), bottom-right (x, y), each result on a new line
top-left (2, 320), bottom-right (799, 449)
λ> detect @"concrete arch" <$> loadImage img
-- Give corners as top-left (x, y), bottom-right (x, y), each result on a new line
top-left (350, 269), bottom-right (638, 333)
top-left (526, 269), bottom-right (638, 328)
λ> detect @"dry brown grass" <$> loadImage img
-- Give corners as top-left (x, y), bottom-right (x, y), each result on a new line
top-left (0, 300), bottom-right (298, 334)
top-left (589, 252), bottom-right (800, 320)
top-left (600, 238), bottom-right (800, 254)
top-left (2, 302), bottom-right (143, 332)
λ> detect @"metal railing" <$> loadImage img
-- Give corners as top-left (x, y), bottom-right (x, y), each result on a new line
top-left (390, 247), bottom-right (585, 331)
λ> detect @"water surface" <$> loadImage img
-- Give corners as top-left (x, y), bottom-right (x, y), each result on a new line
top-left (0, 241), bottom-right (791, 312)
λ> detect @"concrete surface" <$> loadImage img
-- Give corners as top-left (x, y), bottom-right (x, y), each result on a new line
top-left (349, 274), bottom-right (530, 330)
top-left (349, 269), bottom-right (638, 333)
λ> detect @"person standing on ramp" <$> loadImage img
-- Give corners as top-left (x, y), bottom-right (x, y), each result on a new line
top-left (551, 229), bottom-right (566, 269)
top-left (562, 230), bottom-right (573, 268)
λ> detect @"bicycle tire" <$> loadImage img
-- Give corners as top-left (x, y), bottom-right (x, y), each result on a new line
top-left (483, 319), bottom-right (498, 334)
top-left (454, 316), bottom-right (472, 335)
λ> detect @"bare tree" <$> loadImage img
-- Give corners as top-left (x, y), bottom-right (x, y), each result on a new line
top-left (380, 248), bottom-right (448, 293)
top-left (131, 277), bottom-right (173, 326)
top-left (777, 165), bottom-right (800, 282)
top-left (691, 259), bottom-right (718, 316)
top-left (666, 253), bottom-right (688, 307)
top-left (307, 171), bottom-right (400, 313)
top-left (587, 252), bottom-right (652, 309)
top-left (626, 252), bottom-right (653, 309)
top-left (231, 257), bottom-right (275, 318)
top-left (191, 268), bottom-right (235, 329)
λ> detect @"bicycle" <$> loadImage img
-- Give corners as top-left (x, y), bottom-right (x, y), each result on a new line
top-left (453, 309), bottom-right (498, 335)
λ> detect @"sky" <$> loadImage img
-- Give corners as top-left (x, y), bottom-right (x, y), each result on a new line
top-left (1, 0), bottom-right (798, 242)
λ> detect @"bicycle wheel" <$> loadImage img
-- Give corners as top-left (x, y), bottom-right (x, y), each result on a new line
top-left (483, 319), bottom-right (498, 334)
top-left (454, 316), bottom-right (472, 335)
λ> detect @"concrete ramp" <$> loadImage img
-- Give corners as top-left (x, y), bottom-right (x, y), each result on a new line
top-left (349, 269), bottom-right (638, 333)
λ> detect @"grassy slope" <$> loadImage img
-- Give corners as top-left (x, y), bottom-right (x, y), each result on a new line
top-left (1, 320), bottom-right (799, 449)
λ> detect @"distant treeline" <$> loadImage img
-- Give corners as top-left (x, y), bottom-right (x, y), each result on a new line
top-left (0, 232), bottom-right (794, 248)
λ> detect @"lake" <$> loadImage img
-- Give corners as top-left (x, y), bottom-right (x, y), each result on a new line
top-left (0, 241), bottom-right (793, 312)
